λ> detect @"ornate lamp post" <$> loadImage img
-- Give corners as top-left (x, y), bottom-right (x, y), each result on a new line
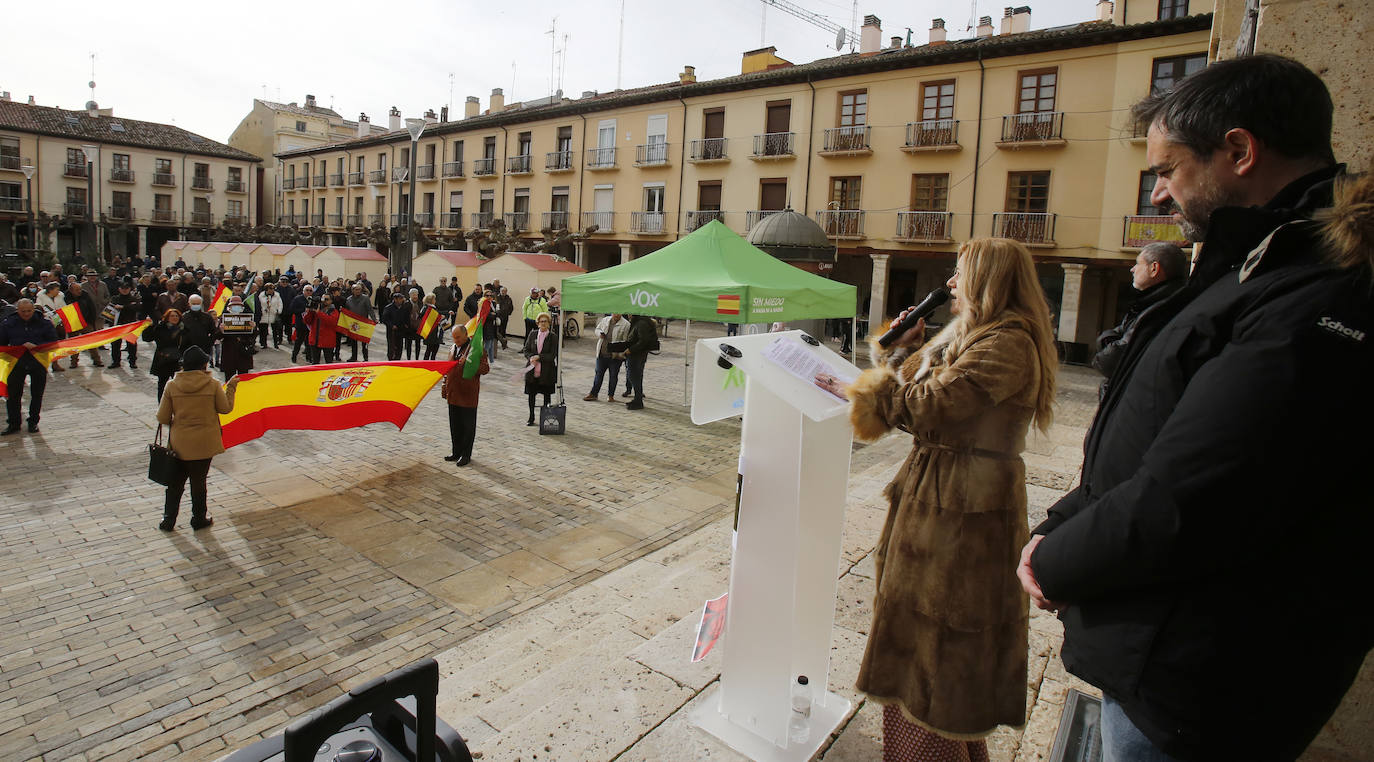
top-left (403, 118), bottom-right (426, 276)
top-left (81, 144), bottom-right (101, 267)
top-left (21, 163), bottom-right (35, 252)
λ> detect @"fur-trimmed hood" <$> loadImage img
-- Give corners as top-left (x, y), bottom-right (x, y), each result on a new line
top-left (1318, 172), bottom-right (1374, 273)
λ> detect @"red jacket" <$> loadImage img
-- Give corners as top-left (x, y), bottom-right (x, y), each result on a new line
top-left (303, 308), bottom-right (338, 348)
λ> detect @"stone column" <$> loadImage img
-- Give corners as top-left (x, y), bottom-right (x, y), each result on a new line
top-left (574, 239), bottom-right (588, 270)
top-left (138, 226), bottom-right (148, 258)
top-left (619, 242), bottom-right (633, 265)
top-left (867, 253), bottom-right (890, 334)
top-left (1058, 263), bottom-right (1087, 343)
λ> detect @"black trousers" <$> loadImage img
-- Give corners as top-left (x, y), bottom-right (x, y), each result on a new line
top-left (626, 353), bottom-right (647, 401)
top-left (386, 327), bottom-right (403, 360)
top-left (404, 334), bottom-right (420, 360)
top-left (347, 336), bottom-right (369, 361)
top-left (164, 457), bottom-right (212, 522)
top-left (5, 357), bottom-right (46, 427)
top-left (156, 373), bottom-right (173, 401)
top-left (291, 318), bottom-right (308, 359)
top-left (447, 404), bottom-right (477, 459)
top-left (110, 337), bottom-right (137, 364)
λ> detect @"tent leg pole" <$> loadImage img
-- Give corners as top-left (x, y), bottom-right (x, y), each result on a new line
top-left (683, 319), bottom-right (690, 407)
top-left (851, 318), bottom-right (858, 366)
top-left (556, 313), bottom-right (565, 407)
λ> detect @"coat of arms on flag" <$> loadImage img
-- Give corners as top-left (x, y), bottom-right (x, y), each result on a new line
top-left (316, 368), bottom-right (377, 402)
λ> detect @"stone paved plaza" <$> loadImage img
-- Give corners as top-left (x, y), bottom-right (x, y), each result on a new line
top-left (0, 321), bottom-right (1112, 761)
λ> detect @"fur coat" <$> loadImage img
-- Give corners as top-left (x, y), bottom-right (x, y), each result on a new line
top-left (847, 318), bottom-right (1041, 738)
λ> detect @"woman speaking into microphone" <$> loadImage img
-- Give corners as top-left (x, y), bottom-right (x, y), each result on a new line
top-left (843, 238), bottom-right (1058, 761)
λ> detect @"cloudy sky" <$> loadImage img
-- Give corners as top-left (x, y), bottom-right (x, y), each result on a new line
top-left (8, 0), bottom-right (1091, 145)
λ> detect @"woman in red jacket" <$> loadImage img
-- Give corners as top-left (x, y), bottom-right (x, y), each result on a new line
top-left (302, 294), bottom-right (340, 364)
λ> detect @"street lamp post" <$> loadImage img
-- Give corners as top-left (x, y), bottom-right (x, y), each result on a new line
top-left (81, 144), bottom-right (100, 268)
top-left (404, 118), bottom-right (426, 277)
top-left (21, 164), bottom-right (35, 253)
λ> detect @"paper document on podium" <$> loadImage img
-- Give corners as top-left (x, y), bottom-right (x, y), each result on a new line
top-left (760, 337), bottom-right (859, 402)
top-left (692, 592), bottom-right (729, 662)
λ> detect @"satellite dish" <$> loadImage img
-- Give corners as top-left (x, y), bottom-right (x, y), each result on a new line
top-left (835, 28), bottom-right (846, 49)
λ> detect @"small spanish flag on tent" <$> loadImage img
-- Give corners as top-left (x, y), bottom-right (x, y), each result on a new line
top-left (57, 302), bottom-right (88, 332)
top-left (716, 294), bottom-right (741, 316)
top-left (417, 306), bottom-right (440, 339)
top-left (210, 283), bottom-right (231, 315)
top-left (337, 309), bottom-right (377, 343)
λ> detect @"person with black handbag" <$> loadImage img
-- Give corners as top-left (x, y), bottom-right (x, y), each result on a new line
top-left (154, 346), bottom-right (237, 531)
top-left (521, 312), bottom-right (558, 426)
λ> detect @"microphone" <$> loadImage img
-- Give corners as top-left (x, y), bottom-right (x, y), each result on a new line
top-left (876, 287), bottom-right (950, 348)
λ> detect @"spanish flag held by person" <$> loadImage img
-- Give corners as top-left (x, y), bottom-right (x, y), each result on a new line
top-left (56, 302), bottom-right (87, 333)
top-left (461, 297), bottom-right (491, 379)
top-left (337, 309), bottom-right (377, 343)
top-left (218, 360), bottom-right (456, 448)
top-left (209, 283), bottom-right (231, 315)
top-left (1, 320), bottom-right (151, 395)
top-left (416, 305), bottom-right (440, 340)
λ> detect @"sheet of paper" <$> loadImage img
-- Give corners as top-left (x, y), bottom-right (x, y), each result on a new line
top-left (760, 336), bottom-right (859, 402)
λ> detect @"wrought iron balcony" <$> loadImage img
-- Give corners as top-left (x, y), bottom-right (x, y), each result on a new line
top-left (392, 214), bottom-right (410, 227)
top-left (64, 163), bottom-right (88, 178)
top-left (109, 168), bottom-right (136, 183)
top-left (348, 172), bottom-right (365, 186)
top-left (745, 209), bottom-right (782, 231)
top-left (471, 157), bottom-right (495, 176)
top-left (192, 176), bottom-right (214, 191)
top-left (815, 209), bottom-right (865, 239)
top-left (368, 213), bottom-right (386, 226)
top-left (369, 170), bottom-right (387, 184)
top-left (227, 179), bottom-right (247, 193)
top-left (328, 214), bottom-right (343, 226)
top-left (346, 214), bottom-right (363, 227)
top-left (683, 210), bottom-right (723, 232)
top-left (152, 172), bottom-right (176, 187)
top-left (311, 213), bottom-right (325, 226)
top-left (1123, 215), bottom-right (1187, 248)
top-left (545, 151), bottom-right (573, 172)
top-left (293, 213), bottom-right (308, 226)
top-left (903, 119), bottom-right (960, 151)
top-left (223, 215), bottom-right (247, 225)
top-left (0, 197), bottom-right (23, 212)
top-left (0, 155), bottom-right (19, 171)
top-left (64, 202), bottom-right (88, 217)
top-left (506, 155), bottom-right (532, 174)
top-left (586, 147), bottom-right (616, 170)
top-left (471, 211), bottom-right (495, 229)
top-left (688, 138), bottom-right (727, 162)
top-left (107, 205), bottom-right (133, 221)
top-left (751, 132), bottom-right (795, 159)
top-left (416, 164), bottom-right (435, 180)
top-left (542, 211), bottom-right (570, 231)
top-left (444, 212), bottom-right (463, 229)
top-left (311, 175), bottom-right (326, 188)
top-left (328, 173), bottom-right (344, 187)
top-left (635, 143), bottom-right (670, 166)
top-left (392, 167), bottom-right (409, 182)
top-left (894, 211), bottom-right (954, 242)
top-left (191, 211), bottom-right (213, 226)
top-left (504, 212), bottom-right (529, 232)
top-left (630, 211), bottom-right (666, 234)
top-left (442, 161), bottom-right (464, 178)
top-left (992, 212), bottom-right (1056, 245)
top-left (821, 126), bottom-right (871, 154)
top-left (999, 112), bottom-right (1066, 145)
top-left (416, 212), bottom-right (435, 228)
top-left (152, 209), bottom-right (176, 223)
top-left (581, 210), bottom-right (614, 233)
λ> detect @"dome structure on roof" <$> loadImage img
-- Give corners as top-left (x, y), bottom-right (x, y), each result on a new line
top-left (746, 209), bottom-right (835, 264)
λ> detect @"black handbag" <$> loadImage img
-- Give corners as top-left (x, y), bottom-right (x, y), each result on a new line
top-left (148, 425), bottom-right (178, 486)
top-left (538, 404), bottom-right (566, 435)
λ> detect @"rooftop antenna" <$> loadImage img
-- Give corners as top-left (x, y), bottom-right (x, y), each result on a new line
top-left (88, 52), bottom-right (96, 103)
top-left (965, 0), bottom-right (978, 30)
top-left (616, 0), bottom-right (626, 90)
top-left (448, 73), bottom-right (455, 112)
top-left (558, 33), bottom-right (570, 94)
top-left (510, 61), bottom-right (517, 102)
top-left (849, 0), bottom-right (859, 50)
top-left (761, 4), bottom-right (767, 47)
top-left (329, 94), bottom-right (335, 110)
top-left (546, 17), bottom-right (558, 99)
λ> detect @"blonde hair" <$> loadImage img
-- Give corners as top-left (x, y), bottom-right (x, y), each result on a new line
top-left (919, 238), bottom-right (1058, 432)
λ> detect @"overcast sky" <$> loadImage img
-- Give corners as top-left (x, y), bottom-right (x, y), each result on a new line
top-left (8, 0), bottom-right (1091, 146)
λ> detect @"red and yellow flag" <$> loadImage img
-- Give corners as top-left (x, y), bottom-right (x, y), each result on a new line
top-left (0, 319), bottom-right (151, 396)
top-left (210, 283), bottom-right (231, 315)
top-left (218, 360), bottom-right (456, 448)
top-left (716, 294), bottom-right (741, 316)
top-left (57, 302), bottom-right (88, 332)
top-left (461, 297), bottom-right (491, 379)
top-left (0, 349), bottom-right (22, 398)
top-left (417, 306), bottom-right (440, 339)
top-left (336, 309), bottom-right (376, 343)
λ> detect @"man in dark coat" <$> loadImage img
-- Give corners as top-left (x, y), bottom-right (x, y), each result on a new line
top-left (107, 280), bottom-right (143, 368)
top-left (0, 299), bottom-right (58, 434)
top-left (288, 285), bottom-right (312, 363)
top-left (1090, 241), bottom-right (1187, 385)
top-left (381, 292), bottom-right (412, 362)
top-left (1020, 55), bottom-right (1374, 762)
top-left (621, 314), bottom-right (658, 410)
top-left (179, 294), bottom-right (219, 355)
top-left (65, 281), bottom-right (103, 368)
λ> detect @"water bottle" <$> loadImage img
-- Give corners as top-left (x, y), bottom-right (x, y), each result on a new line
top-left (789, 675), bottom-right (811, 744)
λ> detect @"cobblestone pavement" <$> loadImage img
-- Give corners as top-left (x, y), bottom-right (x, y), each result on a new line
top-left (0, 321), bottom-right (765, 760)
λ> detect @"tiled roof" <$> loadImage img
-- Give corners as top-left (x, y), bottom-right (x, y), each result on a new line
top-left (427, 251), bottom-right (483, 268)
top-left (0, 101), bottom-right (261, 162)
top-left (491, 253), bottom-right (585, 272)
top-left (259, 99), bottom-right (343, 119)
top-left (333, 247), bottom-right (387, 261)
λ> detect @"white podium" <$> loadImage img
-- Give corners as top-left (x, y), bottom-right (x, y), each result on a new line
top-left (689, 331), bottom-right (859, 761)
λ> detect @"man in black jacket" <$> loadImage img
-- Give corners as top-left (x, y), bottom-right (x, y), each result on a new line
top-left (289, 285), bottom-right (312, 363)
top-left (1091, 241), bottom-right (1187, 385)
top-left (1019, 55), bottom-right (1373, 761)
top-left (107, 279), bottom-right (142, 368)
top-left (0, 299), bottom-right (58, 433)
top-left (621, 314), bottom-right (658, 410)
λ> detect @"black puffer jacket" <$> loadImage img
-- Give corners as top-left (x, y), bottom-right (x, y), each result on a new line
top-left (1090, 278), bottom-right (1184, 383)
top-left (1030, 167), bottom-right (1374, 761)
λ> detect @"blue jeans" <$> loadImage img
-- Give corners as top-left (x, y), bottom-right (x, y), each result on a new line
top-left (1101, 695), bottom-right (1183, 762)
top-left (589, 356), bottom-right (622, 396)
top-left (484, 337), bottom-right (496, 362)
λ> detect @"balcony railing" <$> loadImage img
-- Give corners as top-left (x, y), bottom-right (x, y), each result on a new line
top-left (821, 126), bottom-right (871, 153)
top-left (63, 163), bottom-right (88, 179)
top-left (0, 197), bottom-right (23, 212)
top-left (904, 119), bottom-right (960, 150)
top-left (311, 175), bottom-right (326, 188)
top-left (64, 202), bottom-right (88, 217)
top-left (293, 213), bottom-right (308, 226)
top-left (1000, 112), bottom-right (1066, 144)
top-left (107, 205), bottom-right (133, 221)
top-left (635, 143), bottom-right (670, 166)
top-left (1122, 215), bottom-right (1188, 248)
top-left (328, 214), bottom-right (343, 226)
top-left (223, 215), bottom-right (247, 226)
top-left (152, 209), bottom-right (176, 224)
top-left (368, 213), bottom-right (386, 226)
top-left (348, 172), bottom-right (365, 186)
top-left (683, 210), bottom-right (723, 232)
top-left (311, 213), bottom-right (325, 226)
top-left (993, 212), bottom-right (1057, 245)
top-left (282, 177), bottom-right (297, 190)
top-left (276, 215), bottom-right (290, 225)
top-left (416, 212), bottom-right (435, 228)
top-left (391, 167), bottom-right (408, 182)
top-left (472, 157), bottom-right (496, 176)
top-left (345, 214), bottom-right (362, 227)
top-left (0, 155), bottom-right (20, 171)
top-left (506, 155), bottom-right (533, 174)
top-left (109, 168), bottom-right (135, 183)
top-left (504, 212), bottom-right (529, 232)
top-left (542, 211), bottom-right (570, 231)
top-left (152, 172), bottom-right (176, 187)
top-left (586, 147), bottom-right (616, 169)
top-left (442, 161), bottom-right (464, 178)
top-left (545, 151), bottom-right (573, 171)
top-left (189, 211), bottom-right (212, 226)
top-left (582, 210), bottom-right (614, 232)
top-left (391, 214), bottom-right (411, 227)
top-left (688, 138), bottom-right (727, 162)
top-left (369, 169), bottom-right (387, 184)
top-left (630, 211), bottom-right (667, 234)
top-left (328, 173), bottom-right (345, 187)
top-left (472, 211), bottom-right (495, 229)
top-left (816, 209), bottom-right (865, 238)
top-left (417, 164), bottom-right (435, 180)
top-left (894, 211), bottom-right (954, 242)
top-left (745, 209), bottom-right (782, 231)
top-left (751, 132), bottom-right (795, 158)
top-left (192, 176), bottom-right (214, 191)
top-left (227, 179), bottom-right (246, 193)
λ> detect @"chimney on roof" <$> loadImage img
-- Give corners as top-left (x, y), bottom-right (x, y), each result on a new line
top-left (1096, 0), bottom-right (1114, 22)
top-left (424, 109), bottom-right (438, 125)
top-left (357, 113), bottom-right (370, 138)
top-left (679, 65), bottom-right (697, 83)
top-left (581, 90), bottom-right (598, 99)
top-left (388, 106), bottom-right (401, 131)
top-left (0, 92), bottom-right (8, 102)
top-left (977, 15), bottom-right (995, 36)
top-left (929, 18), bottom-right (948, 45)
top-left (465, 96), bottom-right (480, 119)
top-left (1001, 6), bottom-right (1031, 34)
top-left (305, 94), bottom-right (316, 109)
top-left (489, 88), bottom-right (505, 113)
top-left (860, 15), bottom-right (882, 54)
top-left (86, 101), bottom-right (99, 118)
top-left (440, 105), bottom-right (449, 122)
top-left (890, 36), bottom-right (902, 49)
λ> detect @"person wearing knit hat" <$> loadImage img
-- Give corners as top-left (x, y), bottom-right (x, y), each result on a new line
top-left (155, 346), bottom-right (238, 531)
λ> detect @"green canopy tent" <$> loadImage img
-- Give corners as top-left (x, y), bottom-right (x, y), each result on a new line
top-left (559, 220), bottom-right (857, 404)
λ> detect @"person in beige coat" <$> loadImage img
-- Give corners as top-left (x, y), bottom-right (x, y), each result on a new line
top-left (844, 238), bottom-right (1058, 762)
top-left (155, 345), bottom-right (237, 531)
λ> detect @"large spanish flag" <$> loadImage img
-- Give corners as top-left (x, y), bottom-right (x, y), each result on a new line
top-left (210, 283), bottom-right (231, 315)
top-left (337, 309), bottom-right (376, 343)
top-left (0, 319), bottom-right (151, 395)
top-left (218, 360), bottom-right (456, 448)
top-left (57, 303), bottom-right (88, 333)
top-left (416, 306), bottom-right (440, 339)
